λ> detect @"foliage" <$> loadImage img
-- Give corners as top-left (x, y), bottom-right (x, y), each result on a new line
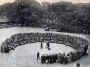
top-left (0, 1), bottom-right (89, 34)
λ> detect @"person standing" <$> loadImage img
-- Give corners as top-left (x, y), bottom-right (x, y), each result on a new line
top-left (84, 45), bottom-right (88, 55)
top-left (40, 42), bottom-right (43, 49)
top-left (37, 52), bottom-right (40, 61)
top-left (47, 42), bottom-right (50, 50)
top-left (76, 63), bottom-right (80, 67)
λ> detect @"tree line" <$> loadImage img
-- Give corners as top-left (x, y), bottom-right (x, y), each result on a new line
top-left (0, 1), bottom-right (89, 34)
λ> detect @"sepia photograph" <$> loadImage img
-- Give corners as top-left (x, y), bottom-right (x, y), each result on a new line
top-left (0, 0), bottom-right (89, 67)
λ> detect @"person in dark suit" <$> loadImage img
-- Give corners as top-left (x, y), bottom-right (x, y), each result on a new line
top-left (47, 42), bottom-right (50, 50)
top-left (84, 45), bottom-right (88, 55)
top-left (41, 56), bottom-right (46, 64)
top-left (37, 52), bottom-right (40, 61)
top-left (40, 42), bottom-right (43, 49)
top-left (76, 63), bottom-right (80, 67)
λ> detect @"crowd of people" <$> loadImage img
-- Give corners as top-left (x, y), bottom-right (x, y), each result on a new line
top-left (39, 51), bottom-right (84, 64)
top-left (37, 42), bottom-right (87, 64)
top-left (1, 33), bottom-right (88, 63)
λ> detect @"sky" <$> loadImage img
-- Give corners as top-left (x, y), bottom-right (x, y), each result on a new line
top-left (36, 0), bottom-right (90, 4)
top-left (0, 0), bottom-right (15, 5)
top-left (0, 0), bottom-right (90, 5)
